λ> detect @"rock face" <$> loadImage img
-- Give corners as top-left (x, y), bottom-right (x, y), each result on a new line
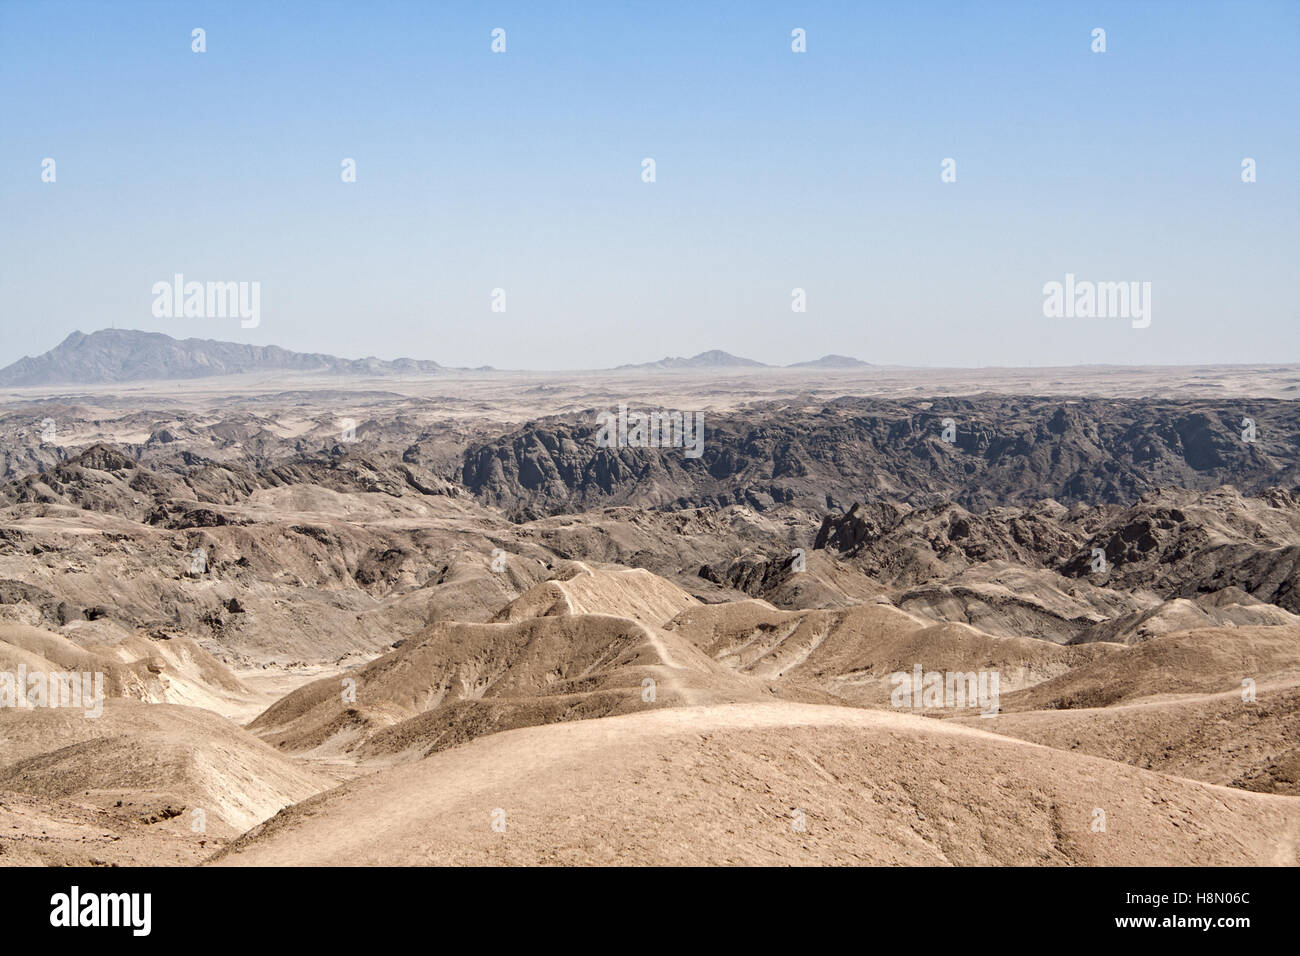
top-left (0, 329), bottom-right (443, 386)
top-left (1057, 487), bottom-right (1300, 612)
top-left (456, 397), bottom-right (1299, 515)
top-left (812, 499), bottom-right (1084, 579)
top-left (806, 487), bottom-right (1300, 618)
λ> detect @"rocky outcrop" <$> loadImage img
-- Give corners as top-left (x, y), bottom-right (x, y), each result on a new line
top-left (456, 397), bottom-right (1298, 515)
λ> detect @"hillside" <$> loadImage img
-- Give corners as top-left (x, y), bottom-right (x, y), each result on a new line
top-left (0, 330), bottom-right (443, 386)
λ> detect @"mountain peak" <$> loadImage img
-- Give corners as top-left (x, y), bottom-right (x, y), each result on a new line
top-left (0, 329), bottom-right (442, 387)
top-left (785, 354), bottom-right (870, 368)
top-left (615, 350), bottom-right (768, 370)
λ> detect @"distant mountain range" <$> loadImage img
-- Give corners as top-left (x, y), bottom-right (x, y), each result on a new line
top-left (0, 330), bottom-right (869, 387)
top-left (616, 350), bottom-right (870, 370)
top-left (615, 349), bottom-right (769, 370)
top-left (785, 354), bottom-right (871, 369)
top-left (0, 330), bottom-right (450, 387)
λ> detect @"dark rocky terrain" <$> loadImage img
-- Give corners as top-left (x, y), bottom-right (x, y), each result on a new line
top-left (1, 392), bottom-right (1297, 658)
top-left (456, 396), bottom-right (1298, 515)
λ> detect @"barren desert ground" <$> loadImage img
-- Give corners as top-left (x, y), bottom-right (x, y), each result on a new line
top-left (2, 359), bottom-right (1298, 866)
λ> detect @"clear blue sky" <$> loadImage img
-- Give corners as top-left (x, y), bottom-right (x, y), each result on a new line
top-left (2, 0), bottom-right (1297, 369)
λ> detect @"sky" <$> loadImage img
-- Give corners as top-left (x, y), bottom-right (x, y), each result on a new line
top-left (1, 0), bottom-right (1297, 370)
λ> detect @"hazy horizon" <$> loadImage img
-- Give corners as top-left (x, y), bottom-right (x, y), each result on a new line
top-left (9, 325), bottom-right (1300, 375)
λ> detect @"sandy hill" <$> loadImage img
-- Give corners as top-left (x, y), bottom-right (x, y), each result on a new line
top-left (998, 623), bottom-right (1300, 711)
top-left (664, 600), bottom-right (1117, 705)
top-left (210, 701), bottom-right (1300, 866)
top-left (0, 699), bottom-right (339, 865)
top-left (490, 562), bottom-right (700, 627)
top-left (891, 563), bottom-right (1149, 644)
top-left (1076, 592), bottom-right (1299, 644)
top-left (0, 622), bottom-right (145, 700)
top-left (249, 566), bottom-right (774, 763)
top-left (0, 620), bottom-right (251, 714)
top-left (956, 679), bottom-right (1300, 795)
